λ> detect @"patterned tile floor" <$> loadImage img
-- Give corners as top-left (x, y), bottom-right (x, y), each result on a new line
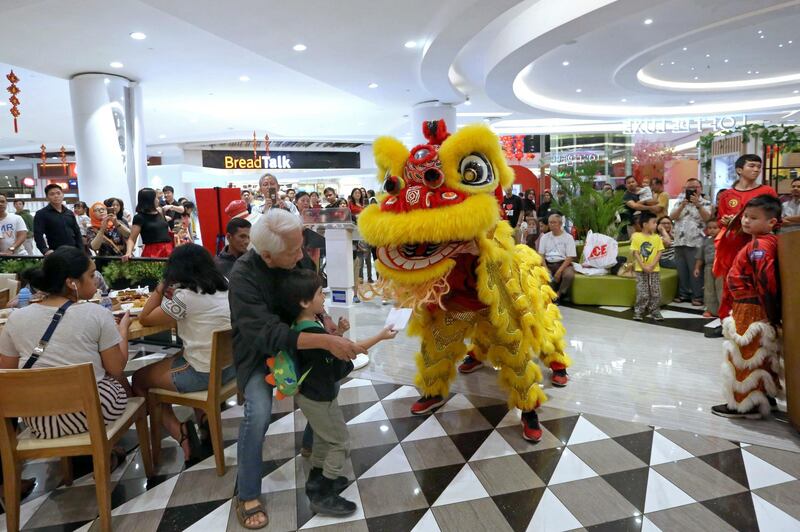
top-left (4, 376), bottom-right (800, 532)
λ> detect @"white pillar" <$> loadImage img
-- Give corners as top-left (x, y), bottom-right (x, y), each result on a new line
top-left (411, 101), bottom-right (457, 145)
top-left (69, 73), bottom-right (141, 209)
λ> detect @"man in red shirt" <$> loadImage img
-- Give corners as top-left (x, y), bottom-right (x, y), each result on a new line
top-left (713, 154), bottom-right (777, 321)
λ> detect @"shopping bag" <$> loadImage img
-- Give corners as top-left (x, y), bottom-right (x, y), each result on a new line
top-left (581, 230), bottom-right (619, 269)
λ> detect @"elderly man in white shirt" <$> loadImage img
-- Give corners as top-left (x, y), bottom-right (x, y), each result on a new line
top-left (255, 173), bottom-right (299, 217)
top-left (781, 178), bottom-right (800, 233)
top-left (537, 213), bottom-right (577, 303)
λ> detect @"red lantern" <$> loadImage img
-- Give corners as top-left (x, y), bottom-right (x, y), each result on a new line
top-left (264, 133), bottom-right (270, 158)
top-left (6, 70), bottom-right (20, 133)
top-left (60, 146), bottom-right (67, 172)
top-left (252, 131), bottom-right (258, 160)
top-left (40, 144), bottom-right (46, 168)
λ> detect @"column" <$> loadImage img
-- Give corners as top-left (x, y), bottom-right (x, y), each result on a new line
top-left (69, 73), bottom-right (146, 208)
top-left (779, 232), bottom-right (800, 429)
top-left (411, 101), bottom-right (457, 145)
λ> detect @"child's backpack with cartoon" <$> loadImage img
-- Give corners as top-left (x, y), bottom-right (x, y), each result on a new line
top-left (264, 321), bottom-right (316, 399)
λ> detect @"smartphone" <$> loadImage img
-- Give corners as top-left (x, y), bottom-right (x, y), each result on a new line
top-left (268, 187), bottom-right (278, 208)
top-left (685, 189), bottom-right (695, 201)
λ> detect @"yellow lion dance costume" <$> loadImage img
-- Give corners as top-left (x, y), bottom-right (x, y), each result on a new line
top-left (358, 120), bottom-right (571, 441)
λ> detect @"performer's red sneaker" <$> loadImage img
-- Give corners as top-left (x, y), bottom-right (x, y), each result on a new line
top-left (458, 354), bottom-right (483, 374)
top-left (521, 411), bottom-right (542, 442)
top-left (410, 395), bottom-right (445, 415)
top-left (550, 363), bottom-right (569, 387)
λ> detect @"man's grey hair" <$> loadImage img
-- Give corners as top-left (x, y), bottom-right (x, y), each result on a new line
top-left (547, 213), bottom-right (563, 222)
top-left (250, 208), bottom-right (302, 255)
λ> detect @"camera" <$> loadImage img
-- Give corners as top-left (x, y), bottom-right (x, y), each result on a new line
top-left (685, 189), bottom-right (696, 201)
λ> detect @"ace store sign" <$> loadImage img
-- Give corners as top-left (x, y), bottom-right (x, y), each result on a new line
top-left (202, 150), bottom-right (360, 170)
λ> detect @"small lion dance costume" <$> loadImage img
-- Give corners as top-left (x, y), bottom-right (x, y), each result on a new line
top-left (718, 233), bottom-right (782, 418)
top-left (358, 120), bottom-right (571, 441)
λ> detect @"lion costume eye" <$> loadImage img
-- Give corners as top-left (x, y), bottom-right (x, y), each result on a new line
top-left (459, 153), bottom-right (493, 186)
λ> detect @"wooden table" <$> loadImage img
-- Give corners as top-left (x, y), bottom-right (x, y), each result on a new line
top-left (128, 319), bottom-right (172, 339)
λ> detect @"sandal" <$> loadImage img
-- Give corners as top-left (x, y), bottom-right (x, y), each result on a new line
top-left (197, 413), bottom-right (210, 442)
top-left (179, 422), bottom-right (202, 464)
top-left (235, 496), bottom-right (269, 529)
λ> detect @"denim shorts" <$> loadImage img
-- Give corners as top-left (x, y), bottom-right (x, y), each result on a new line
top-left (170, 354), bottom-right (236, 393)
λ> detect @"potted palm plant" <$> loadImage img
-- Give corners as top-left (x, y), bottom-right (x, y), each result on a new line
top-left (551, 163), bottom-right (626, 241)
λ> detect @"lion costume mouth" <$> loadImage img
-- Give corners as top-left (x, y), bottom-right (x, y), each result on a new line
top-left (376, 241), bottom-right (464, 271)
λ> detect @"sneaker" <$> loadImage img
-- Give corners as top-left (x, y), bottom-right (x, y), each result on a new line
top-left (551, 369), bottom-right (568, 387)
top-left (633, 313), bottom-right (643, 321)
top-left (711, 404), bottom-right (762, 419)
top-left (309, 478), bottom-right (357, 516)
top-left (410, 395), bottom-right (445, 415)
top-left (650, 311), bottom-right (665, 321)
top-left (458, 354), bottom-right (483, 374)
top-left (521, 410), bottom-right (542, 442)
top-left (352, 296), bottom-right (361, 304)
top-left (305, 468), bottom-right (349, 495)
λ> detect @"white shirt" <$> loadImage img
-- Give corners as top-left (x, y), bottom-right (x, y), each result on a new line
top-left (0, 212), bottom-right (28, 255)
top-left (537, 231), bottom-right (577, 263)
top-left (0, 302), bottom-right (121, 382)
top-left (782, 198), bottom-right (800, 233)
top-left (161, 288), bottom-right (231, 373)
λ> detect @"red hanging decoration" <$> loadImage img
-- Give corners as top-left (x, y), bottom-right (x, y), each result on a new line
top-left (500, 134), bottom-right (535, 162)
top-left (40, 144), bottom-right (47, 168)
top-left (60, 146), bottom-right (67, 172)
top-left (253, 131), bottom-right (258, 160)
top-left (264, 133), bottom-right (270, 158)
top-left (6, 70), bottom-right (20, 134)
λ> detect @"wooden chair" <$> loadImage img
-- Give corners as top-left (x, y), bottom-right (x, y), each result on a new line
top-left (148, 328), bottom-right (236, 476)
top-left (0, 288), bottom-right (9, 309)
top-left (0, 364), bottom-right (153, 532)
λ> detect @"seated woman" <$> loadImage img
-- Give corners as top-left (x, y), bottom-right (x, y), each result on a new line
top-left (657, 216), bottom-right (676, 269)
top-left (0, 248), bottom-right (131, 442)
top-left (131, 243), bottom-right (234, 462)
top-left (87, 202), bottom-right (128, 257)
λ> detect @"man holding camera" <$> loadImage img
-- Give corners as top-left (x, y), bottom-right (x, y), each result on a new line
top-left (670, 178), bottom-right (712, 306)
top-left (256, 173), bottom-right (299, 217)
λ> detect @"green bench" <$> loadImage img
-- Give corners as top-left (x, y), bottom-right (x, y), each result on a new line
top-left (568, 243), bottom-right (678, 307)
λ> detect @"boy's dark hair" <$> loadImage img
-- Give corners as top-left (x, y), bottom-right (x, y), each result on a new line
top-left (640, 211), bottom-right (657, 224)
top-left (705, 218), bottom-right (719, 227)
top-left (744, 194), bottom-right (782, 220)
top-left (225, 217), bottom-right (251, 235)
top-left (276, 269), bottom-right (323, 322)
top-left (792, 177), bottom-right (800, 185)
top-left (44, 183), bottom-right (63, 195)
top-left (162, 185), bottom-right (175, 193)
top-left (735, 154), bottom-right (762, 170)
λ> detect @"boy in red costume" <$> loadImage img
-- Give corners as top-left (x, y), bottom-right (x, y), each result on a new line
top-left (711, 195), bottom-right (782, 419)
top-left (714, 154), bottom-right (777, 321)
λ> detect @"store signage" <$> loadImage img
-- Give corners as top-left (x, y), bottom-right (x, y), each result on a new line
top-left (202, 150), bottom-right (360, 170)
top-left (551, 151), bottom-right (602, 165)
top-left (623, 115), bottom-right (746, 135)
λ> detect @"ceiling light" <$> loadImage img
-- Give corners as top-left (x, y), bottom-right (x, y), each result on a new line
top-left (760, 35), bottom-right (765, 39)
top-left (561, 61), bottom-right (570, 67)
top-left (621, 98), bottom-right (627, 102)
top-left (670, 61), bottom-right (675, 65)
top-left (682, 47), bottom-right (688, 51)
top-left (293, 43), bottom-right (307, 52)
top-left (575, 88), bottom-right (582, 93)
top-left (789, 40), bottom-right (794, 44)
top-left (747, 70), bottom-right (752, 74)
top-left (404, 41), bottom-right (417, 49)
top-left (129, 32), bottom-right (146, 40)
top-left (691, 66), bottom-right (695, 71)
top-left (758, 30), bottom-right (763, 34)
top-left (705, 53), bottom-right (711, 58)
top-left (694, 76), bottom-right (699, 80)
top-left (688, 100), bottom-right (695, 104)
top-left (103, 77), bottom-right (110, 84)
top-left (724, 59), bottom-right (729, 63)
top-left (755, 71), bottom-right (760, 74)
top-left (109, 61), bottom-right (123, 68)
top-left (643, 18), bottom-right (653, 25)
top-left (368, 82), bottom-right (378, 89)
top-left (779, 44), bottom-right (784, 48)
top-left (239, 75), bottom-right (250, 82)
top-left (158, 134), bottom-right (166, 139)
top-left (463, 99), bottom-right (472, 106)
top-left (659, 62), bottom-right (664, 66)
top-left (9, 156), bottom-right (14, 161)
top-left (794, 90), bottom-right (799, 94)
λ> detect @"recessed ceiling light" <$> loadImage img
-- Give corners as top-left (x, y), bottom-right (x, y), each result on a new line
top-left (794, 90), bottom-right (799, 94)
top-left (779, 44), bottom-right (784, 48)
top-left (758, 30), bottom-right (763, 34)
top-left (158, 134), bottom-right (166, 139)
top-left (694, 76), bottom-right (699, 80)
top-left (688, 100), bottom-right (695, 104)
top-left (562, 60), bottom-right (570, 66)
top-left (463, 99), bottom-right (472, 106)
top-left (705, 53), bottom-right (711, 58)
top-left (690, 66), bottom-right (695, 71)
top-left (103, 77), bottom-right (110, 84)
top-left (682, 47), bottom-right (688, 51)
top-left (109, 61), bottom-right (123, 68)
top-left (404, 40), bottom-right (417, 49)
top-left (129, 32), bottom-right (146, 40)
top-left (760, 35), bottom-right (765, 39)
top-left (670, 61), bottom-right (675, 65)
top-left (789, 40), bottom-right (794, 44)
top-left (239, 75), bottom-right (250, 82)
top-left (575, 88), bottom-right (582, 93)
top-left (293, 44), bottom-right (307, 52)
top-left (368, 82), bottom-right (378, 89)
top-left (659, 62), bottom-right (664, 66)
top-left (643, 18), bottom-right (653, 25)
top-left (724, 59), bottom-right (729, 63)
top-left (755, 71), bottom-right (760, 74)
top-left (157, 151), bottom-right (163, 155)
top-left (620, 98), bottom-right (627, 102)
top-left (747, 70), bottom-right (752, 74)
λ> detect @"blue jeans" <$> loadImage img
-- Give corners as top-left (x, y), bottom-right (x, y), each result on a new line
top-left (236, 365), bottom-right (273, 501)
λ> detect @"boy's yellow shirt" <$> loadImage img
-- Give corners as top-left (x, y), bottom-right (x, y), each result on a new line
top-left (631, 231), bottom-right (665, 272)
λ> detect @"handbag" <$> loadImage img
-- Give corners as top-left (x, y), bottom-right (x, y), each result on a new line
top-left (22, 300), bottom-right (74, 369)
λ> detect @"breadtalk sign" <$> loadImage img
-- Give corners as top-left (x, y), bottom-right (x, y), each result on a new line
top-left (224, 154), bottom-right (292, 169)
